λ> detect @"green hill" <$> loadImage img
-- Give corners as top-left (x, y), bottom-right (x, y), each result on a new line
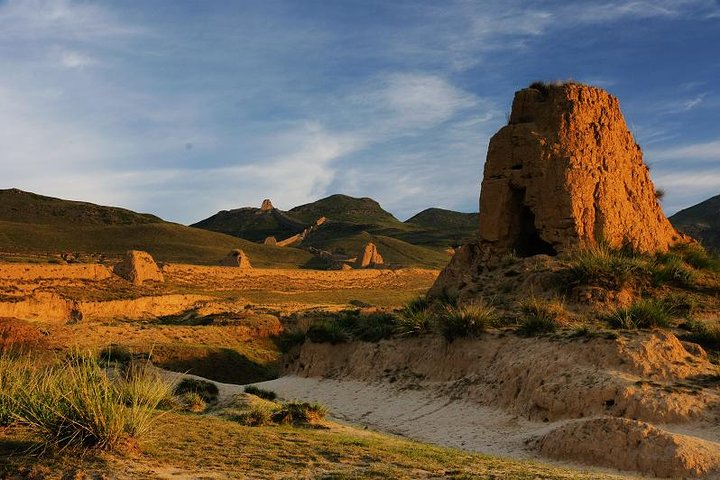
top-left (289, 194), bottom-right (403, 227)
top-left (669, 194), bottom-right (720, 252)
top-left (399, 208), bottom-right (478, 247)
top-left (0, 189), bottom-right (312, 267)
top-left (191, 207), bottom-right (306, 243)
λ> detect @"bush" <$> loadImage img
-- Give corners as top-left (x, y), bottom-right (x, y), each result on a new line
top-left (517, 297), bottom-right (566, 336)
top-left (173, 378), bottom-right (219, 403)
top-left (604, 298), bottom-right (671, 329)
top-left (437, 303), bottom-right (496, 341)
top-left (244, 385), bottom-right (277, 401)
top-left (271, 401), bottom-right (328, 426)
top-left (10, 352), bottom-right (171, 450)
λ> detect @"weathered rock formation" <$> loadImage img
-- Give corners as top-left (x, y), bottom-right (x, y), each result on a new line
top-left (354, 242), bottom-right (384, 268)
top-left (220, 249), bottom-right (252, 269)
top-left (113, 250), bottom-right (164, 285)
top-left (430, 82), bottom-right (691, 299)
top-left (264, 236), bottom-right (277, 246)
top-left (478, 82), bottom-right (686, 256)
top-left (260, 199), bottom-right (274, 212)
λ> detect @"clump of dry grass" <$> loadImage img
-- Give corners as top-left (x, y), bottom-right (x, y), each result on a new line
top-left (517, 297), bottom-right (568, 336)
top-left (1, 352), bottom-right (172, 450)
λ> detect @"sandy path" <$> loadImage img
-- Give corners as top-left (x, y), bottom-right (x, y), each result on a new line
top-left (257, 376), bottom-right (563, 458)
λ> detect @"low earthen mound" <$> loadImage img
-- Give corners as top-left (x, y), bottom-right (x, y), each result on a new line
top-left (354, 243), bottom-right (384, 268)
top-left (538, 417), bottom-right (720, 479)
top-left (220, 249), bottom-right (252, 269)
top-left (113, 250), bottom-right (164, 285)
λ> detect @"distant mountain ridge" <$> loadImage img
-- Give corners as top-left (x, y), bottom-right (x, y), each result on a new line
top-left (0, 188), bottom-right (311, 267)
top-left (669, 194), bottom-right (720, 252)
top-left (192, 194), bottom-right (478, 269)
top-left (0, 188), bottom-right (162, 225)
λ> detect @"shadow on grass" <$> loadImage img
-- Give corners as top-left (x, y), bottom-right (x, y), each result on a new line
top-left (152, 345), bottom-right (278, 384)
top-left (0, 426), bottom-right (111, 478)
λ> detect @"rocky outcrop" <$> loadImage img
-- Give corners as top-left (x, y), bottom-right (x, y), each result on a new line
top-left (354, 243), bottom-right (384, 268)
top-left (113, 250), bottom-right (164, 285)
top-left (220, 249), bottom-right (252, 269)
top-left (478, 82), bottom-right (687, 256)
top-left (263, 236), bottom-right (277, 246)
top-left (260, 199), bottom-right (274, 211)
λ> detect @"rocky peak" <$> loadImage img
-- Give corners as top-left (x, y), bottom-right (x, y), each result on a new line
top-left (260, 199), bottom-right (274, 212)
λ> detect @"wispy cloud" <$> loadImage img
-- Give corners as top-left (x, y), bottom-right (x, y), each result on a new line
top-left (649, 139), bottom-right (720, 161)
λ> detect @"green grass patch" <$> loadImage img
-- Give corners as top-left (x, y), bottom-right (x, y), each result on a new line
top-left (1, 352), bottom-right (171, 450)
top-left (603, 298), bottom-right (672, 329)
top-left (517, 297), bottom-right (567, 336)
top-left (436, 303), bottom-right (496, 341)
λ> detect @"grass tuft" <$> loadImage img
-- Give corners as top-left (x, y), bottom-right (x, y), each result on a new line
top-left (3, 352), bottom-right (171, 450)
top-left (436, 302), bottom-right (496, 342)
top-left (604, 298), bottom-right (672, 330)
top-left (517, 297), bottom-right (567, 336)
top-left (396, 296), bottom-right (434, 336)
top-left (173, 378), bottom-right (219, 404)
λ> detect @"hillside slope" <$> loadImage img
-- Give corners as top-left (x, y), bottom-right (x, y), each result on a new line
top-left (191, 207), bottom-right (306, 243)
top-left (670, 194), bottom-right (720, 252)
top-left (0, 189), bottom-right (312, 267)
top-left (401, 208), bottom-right (478, 247)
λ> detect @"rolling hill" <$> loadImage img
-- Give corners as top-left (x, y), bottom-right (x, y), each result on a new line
top-left (669, 194), bottom-right (720, 252)
top-left (193, 194), bottom-right (478, 269)
top-left (0, 189), bottom-right (312, 267)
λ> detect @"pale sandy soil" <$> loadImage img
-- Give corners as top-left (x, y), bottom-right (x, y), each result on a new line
top-left (157, 370), bottom-right (641, 479)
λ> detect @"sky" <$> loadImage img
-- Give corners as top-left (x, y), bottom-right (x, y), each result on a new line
top-left (0, 0), bottom-right (719, 224)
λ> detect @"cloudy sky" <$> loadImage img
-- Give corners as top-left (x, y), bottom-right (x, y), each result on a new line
top-left (1, 0), bottom-right (718, 224)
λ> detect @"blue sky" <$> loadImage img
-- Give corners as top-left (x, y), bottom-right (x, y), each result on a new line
top-left (0, 0), bottom-right (718, 224)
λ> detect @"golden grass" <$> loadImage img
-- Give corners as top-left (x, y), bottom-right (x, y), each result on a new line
top-left (1, 412), bottom-right (629, 479)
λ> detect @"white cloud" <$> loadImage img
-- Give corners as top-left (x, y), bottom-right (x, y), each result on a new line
top-left (59, 50), bottom-right (95, 69)
top-left (649, 139), bottom-right (720, 161)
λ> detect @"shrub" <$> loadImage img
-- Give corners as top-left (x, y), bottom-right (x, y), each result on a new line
top-left (12, 352), bottom-right (171, 450)
top-left (604, 298), bottom-right (671, 329)
top-left (271, 401), bottom-right (328, 426)
top-left (517, 297), bottom-right (567, 336)
top-left (244, 385), bottom-right (277, 401)
top-left (396, 307), bottom-right (433, 336)
top-left (173, 378), bottom-right (219, 403)
top-left (436, 303), bottom-right (496, 341)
